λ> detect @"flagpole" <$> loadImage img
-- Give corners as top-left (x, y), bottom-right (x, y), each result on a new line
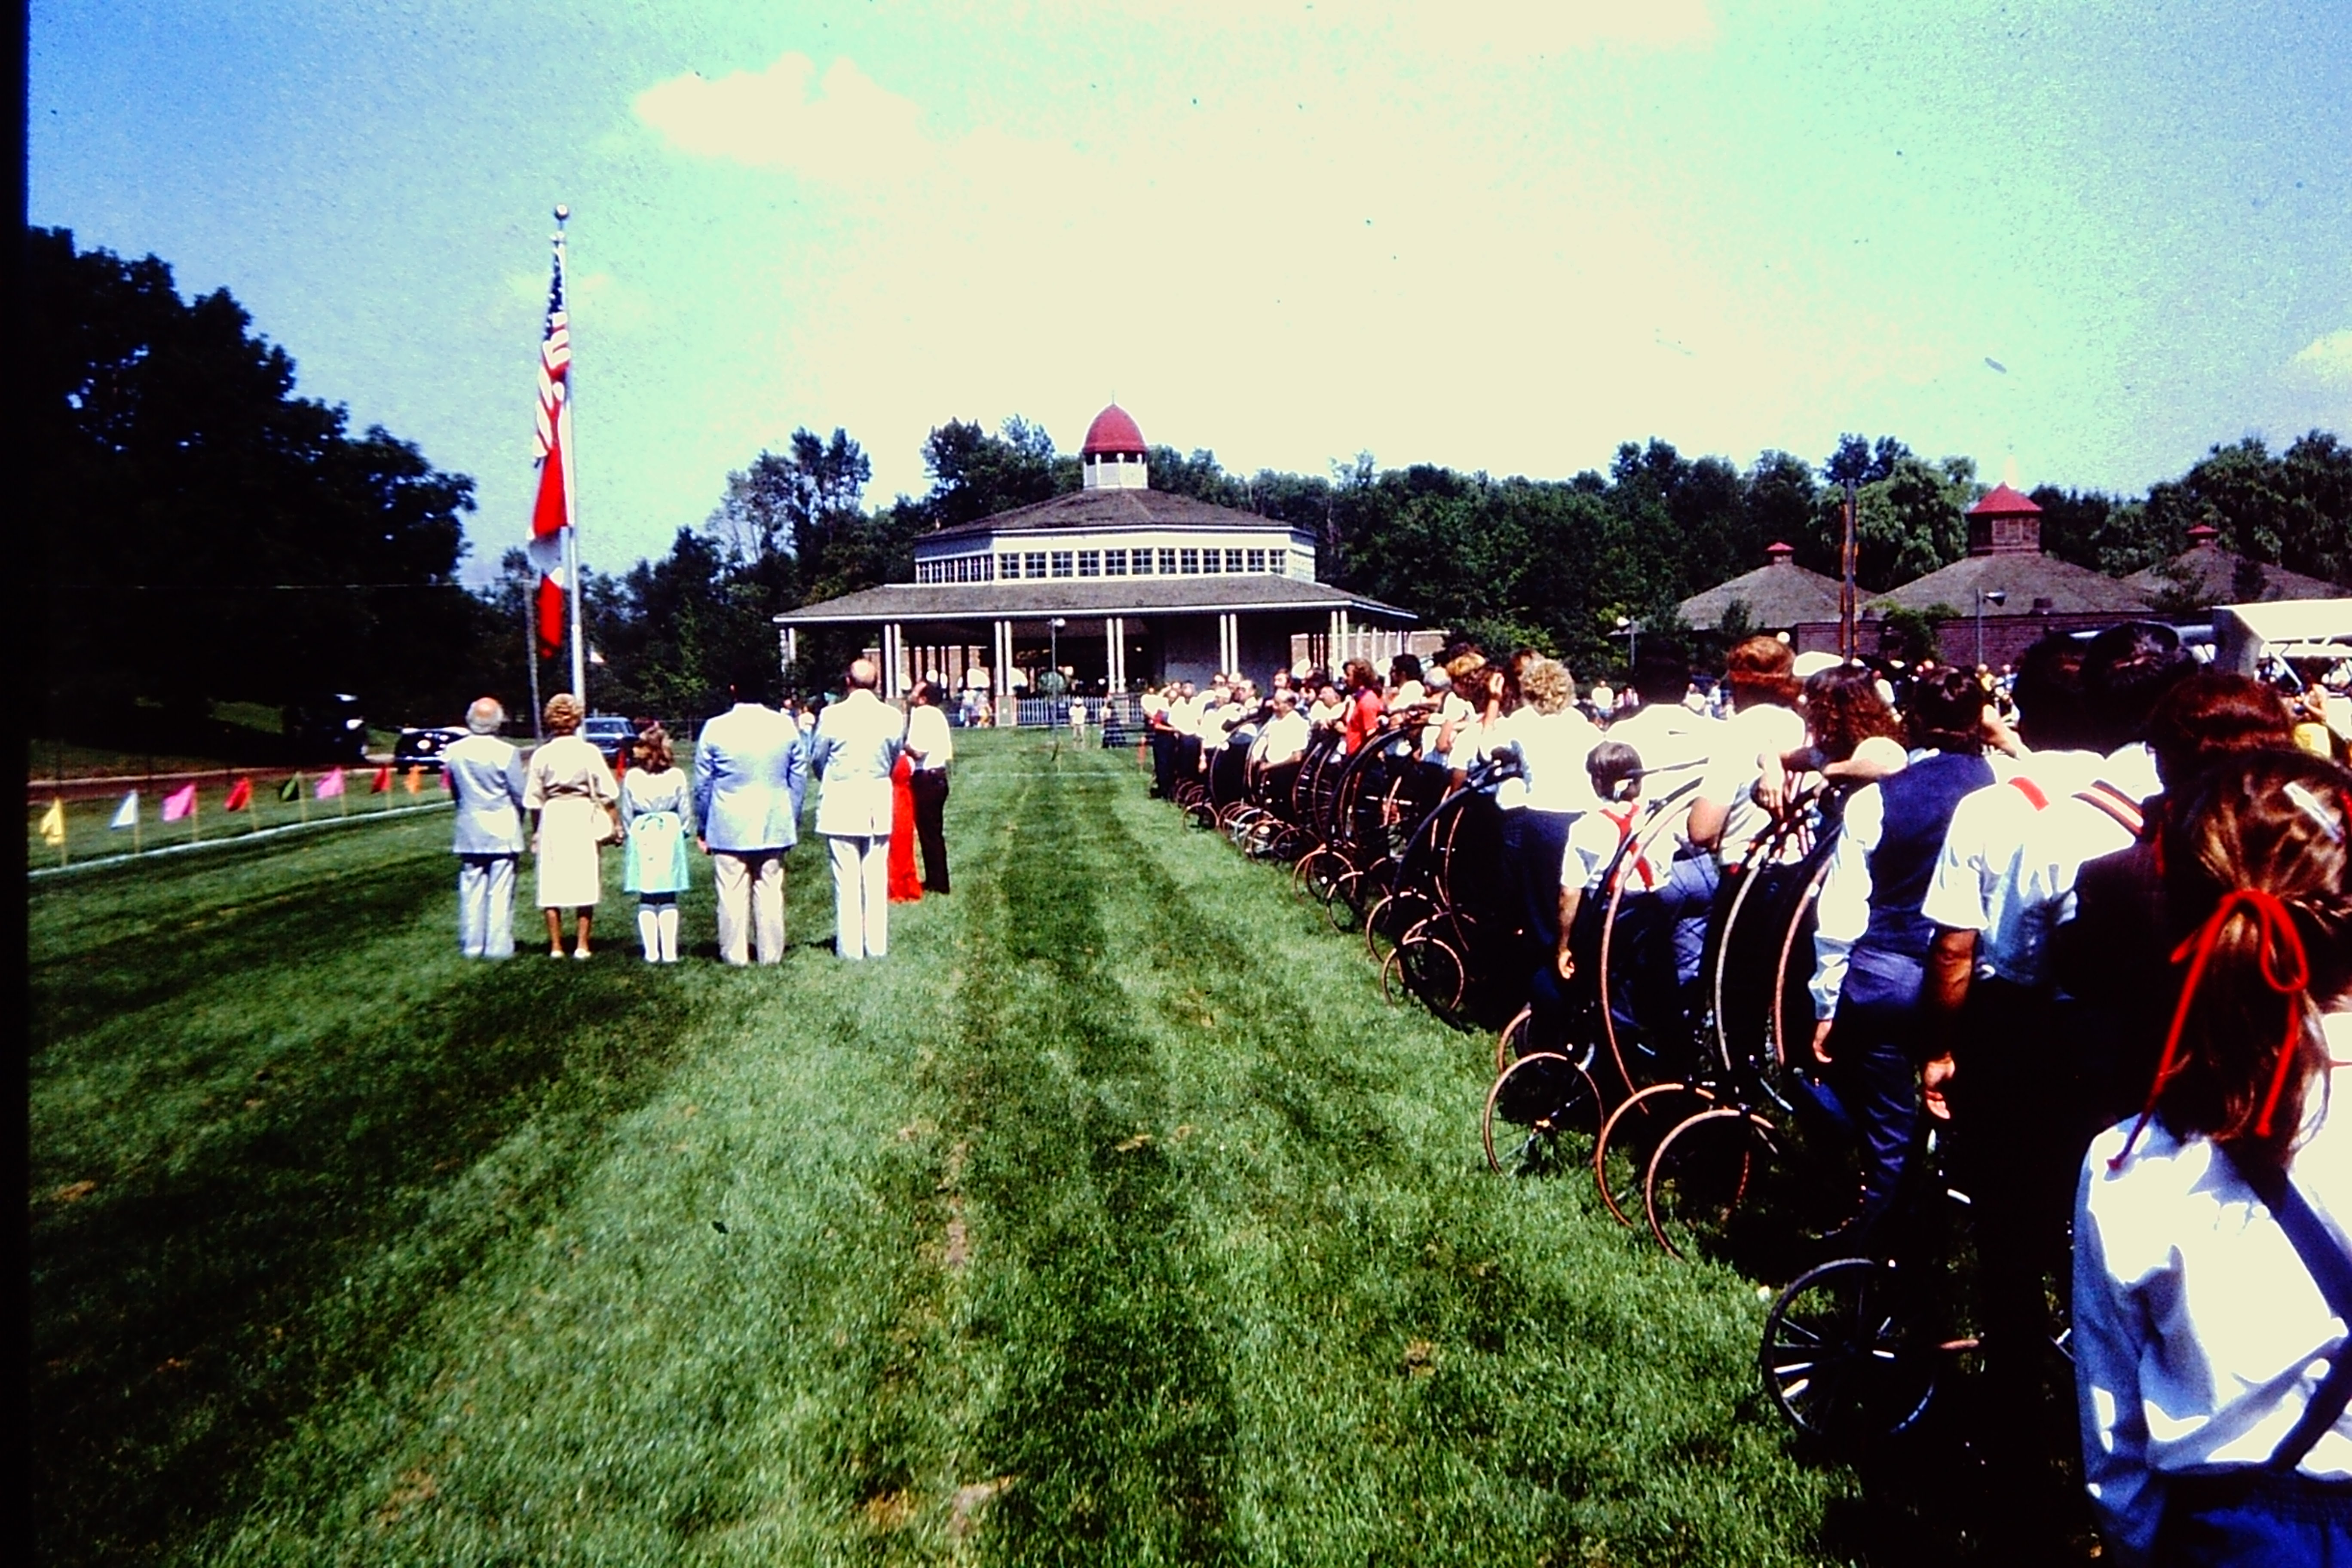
top-left (526, 585), bottom-right (545, 742)
top-left (554, 205), bottom-right (588, 707)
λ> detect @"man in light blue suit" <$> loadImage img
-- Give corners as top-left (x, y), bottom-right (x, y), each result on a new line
top-left (810, 657), bottom-right (905, 960)
top-left (444, 696), bottom-right (528, 958)
top-left (693, 686), bottom-right (808, 965)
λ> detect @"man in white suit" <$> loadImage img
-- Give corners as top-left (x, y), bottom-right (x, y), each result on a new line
top-left (692, 685), bottom-right (808, 965)
top-left (810, 658), bottom-right (904, 959)
top-left (444, 696), bottom-right (529, 958)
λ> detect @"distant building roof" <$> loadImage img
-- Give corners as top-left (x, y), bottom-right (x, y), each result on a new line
top-left (778, 573), bottom-right (1412, 627)
top-left (1967, 483), bottom-right (2042, 517)
top-left (1081, 403), bottom-right (1148, 457)
top-left (923, 484), bottom-right (1299, 543)
top-left (2124, 529), bottom-right (2345, 606)
top-left (1677, 542), bottom-right (1847, 629)
top-left (1873, 551), bottom-right (2153, 616)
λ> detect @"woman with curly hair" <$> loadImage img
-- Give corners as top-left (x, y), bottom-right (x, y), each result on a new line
top-left (524, 692), bottom-right (618, 959)
top-left (2074, 751), bottom-right (2352, 1565)
top-left (620, 723), bottom-right (691, 962)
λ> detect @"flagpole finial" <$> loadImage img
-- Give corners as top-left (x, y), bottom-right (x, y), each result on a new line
top-left (554, 204), bottom-right (570, 224)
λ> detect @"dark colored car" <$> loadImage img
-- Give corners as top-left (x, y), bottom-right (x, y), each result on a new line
top-left (393, 725), bottom-right (468, 773)
top-left (581, 715), bottom-right (637, 769)
top-left (284, 694), bottom-right (368, 762)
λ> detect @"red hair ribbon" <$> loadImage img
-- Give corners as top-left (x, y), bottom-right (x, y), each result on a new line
top-left (2110, 888), bottom-right (2311, 1169)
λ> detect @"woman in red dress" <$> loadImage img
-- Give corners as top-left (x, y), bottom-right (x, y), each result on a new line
top-left (887, 751), bottom-right (923, 903)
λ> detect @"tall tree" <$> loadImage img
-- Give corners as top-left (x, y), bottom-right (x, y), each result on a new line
top-left (28, 226), bottom-right (478, 739)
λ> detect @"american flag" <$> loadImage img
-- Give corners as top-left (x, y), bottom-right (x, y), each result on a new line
top-left (526, 251), bottom-right (573, 657)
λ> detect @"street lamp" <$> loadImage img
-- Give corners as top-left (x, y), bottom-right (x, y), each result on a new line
top-left (1615, 615), bottom-right (1640, 671)
top-left (1048, 618), bottom-right (1066, 710)
top-left (1974, 588), bottom-right (2007, 670)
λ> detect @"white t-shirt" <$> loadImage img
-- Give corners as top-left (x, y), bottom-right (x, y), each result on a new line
top-left (903, 704), bottom-right (954, 771)
top-left (1697, 701), bottom-right (1807, 864)
top-left (2075, 1025), bottom-right (2352, 1564)
top-left (1492, 706), bottom-right (1602, 814)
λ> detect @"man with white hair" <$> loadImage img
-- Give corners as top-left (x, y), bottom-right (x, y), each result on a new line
top-left (444, 696), bottom-right (528, 958)
top-left (810, 657), bottom-right (906, 959)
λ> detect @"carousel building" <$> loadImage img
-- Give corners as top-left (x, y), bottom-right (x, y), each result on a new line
top-left (777, 404), bottom-right (1416, 703)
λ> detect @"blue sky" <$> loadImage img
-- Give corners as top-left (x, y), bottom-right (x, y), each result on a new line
top-left (31, 0), bottom-right (2352, 582)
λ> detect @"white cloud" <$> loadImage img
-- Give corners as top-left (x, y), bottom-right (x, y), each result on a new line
top-left (2289, 328), bottom-right (2352, 388)
top-left (633, 54), bottom-right (931, 184)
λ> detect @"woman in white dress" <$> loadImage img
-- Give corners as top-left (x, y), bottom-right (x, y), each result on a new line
top-left (620, 723), bottom-right (692, 962)
top-left (524, 692), bottom-right (618, 959)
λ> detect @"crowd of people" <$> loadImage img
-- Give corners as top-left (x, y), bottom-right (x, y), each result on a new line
top-left (1145, 631), bottom-right (2352, 1565)
top-left (439, 658), bottom-right (953, 967)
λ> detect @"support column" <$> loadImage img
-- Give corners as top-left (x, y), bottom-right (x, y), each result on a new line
top-left (1337, 609), bottom-right (1352, 668)
top-left (781, 625), bottom-right (798, 683)
top-left (993, 620), bottom-right (1012, 725)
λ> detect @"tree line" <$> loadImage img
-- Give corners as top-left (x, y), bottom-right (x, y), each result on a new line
top-left (31, 227), bottom-right (2352, 752)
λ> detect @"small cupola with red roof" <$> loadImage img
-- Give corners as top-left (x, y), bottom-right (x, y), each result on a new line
top-left (1081, 403), bottom-right (1150, 491)
top-left (1965, 482), bottom-right (2043, 557)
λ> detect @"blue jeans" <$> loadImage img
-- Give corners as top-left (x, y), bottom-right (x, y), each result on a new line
top-left (2157, 1470), bottom-right (2352, 1565)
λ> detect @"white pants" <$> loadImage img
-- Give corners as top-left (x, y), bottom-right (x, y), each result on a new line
top-left (711, 849), bottom-right (787, 965)
top-left (826, 833), bottom-right (890, 959)
top-left (458, 854), bottom-right (518, 959)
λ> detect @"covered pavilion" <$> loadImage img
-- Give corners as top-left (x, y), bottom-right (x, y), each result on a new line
top-left (776, 404), bottom-right (1415, 705)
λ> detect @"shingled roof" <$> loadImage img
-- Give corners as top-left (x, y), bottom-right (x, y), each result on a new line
top-left (777, 574), bottom-right (1412, 626)
top-left (1872, 551), bottom-right (2153, 616)
top-left (925, 486), bottom-right (1296, 543)
top-left (1677, 543), bottom-right (1847, 629)
top-left (2124, 530), bottom-right (2345, 606)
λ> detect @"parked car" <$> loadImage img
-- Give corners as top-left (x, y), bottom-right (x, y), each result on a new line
top-left (392, 725), bottom-right (468, 773)
top-left (580, 715), bottom-right (638, 769)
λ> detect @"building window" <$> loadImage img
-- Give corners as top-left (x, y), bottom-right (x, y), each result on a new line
top-left (1077, 550), bottom-right (1100, 578)
top-left (1291, 550), bottom-right (1310, 577)
top-left (999, 554), bottom-right (1020, 579)
top-left (1246, 549), bottom-right (1267, 573)
top-left (1201, 548), bottom-right (1222, 574)
top-left (1159, 548), bottom-right (1178, 575)
top-left (1130, 548), bottom-right (1152, 576)
top-left (1051, 551), bottom-right (1074, 579)
top-left (1225, 548), bottom-right (1244, 573)
top-left (1179, 548), bottom-right (1200, 574)
top-left (1025, 551), bottom-right (1046, 579)
top-left (1105, 548), bottom-right (1127, 576)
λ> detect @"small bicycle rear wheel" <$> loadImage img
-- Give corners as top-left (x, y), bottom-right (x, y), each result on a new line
top-left (1644, 1106), bottom-right (1776, 1262)
top-left (1760, 1257), bottom-right (1939, 1448)
top-left (1482, 1052), bottom-right (1600, 1176)
top-left (1494, 1006), bottom-right (1534, 1076)
top-left (1592, 1081), bottom-right (1714, 1228)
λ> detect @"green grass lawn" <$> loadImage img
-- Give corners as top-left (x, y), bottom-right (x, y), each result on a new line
top-left (31, 731), bottom-right (1862, 1565)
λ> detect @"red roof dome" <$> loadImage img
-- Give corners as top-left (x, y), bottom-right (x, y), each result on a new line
top-left (1967, 482), bottom-right (2042, 517)
top-left (1081, 403), bottom-right (1147, 457)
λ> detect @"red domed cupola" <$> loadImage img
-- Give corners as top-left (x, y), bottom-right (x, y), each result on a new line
top-left (1081, 402), bottom-right (1149, 489)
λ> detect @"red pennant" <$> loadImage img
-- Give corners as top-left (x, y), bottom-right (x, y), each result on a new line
top-left (370, 765), bottom-right (393, 794)
top-left (224, 777), bottom-right (253, 812)
top-left (536, 574), bottom-right (566, 660)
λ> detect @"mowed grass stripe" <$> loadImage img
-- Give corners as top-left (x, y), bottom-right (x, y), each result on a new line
top-left (939, 747), bottom-right (1244, 1564)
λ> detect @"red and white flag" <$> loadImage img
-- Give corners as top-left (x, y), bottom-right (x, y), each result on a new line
top-left (526, 248), bottom-right (573, 660)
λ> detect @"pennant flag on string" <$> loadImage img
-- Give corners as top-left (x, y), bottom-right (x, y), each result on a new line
top-left (279, 774), bottom-right (302, 803)
top-left (162, 783), bottom-right (199, 822)
top-left (315, 768), bottom-right (346, 800)
top-left (40, 799), bottom-right (65, 846)
top-left (370, 765), bottom-right (393, 794)
top-left (110, 791), bottom-right (139, 829)
top-left (224, 777), bottom-right (253, 812)
top-left (404, 765), bottom-right (423, 796)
